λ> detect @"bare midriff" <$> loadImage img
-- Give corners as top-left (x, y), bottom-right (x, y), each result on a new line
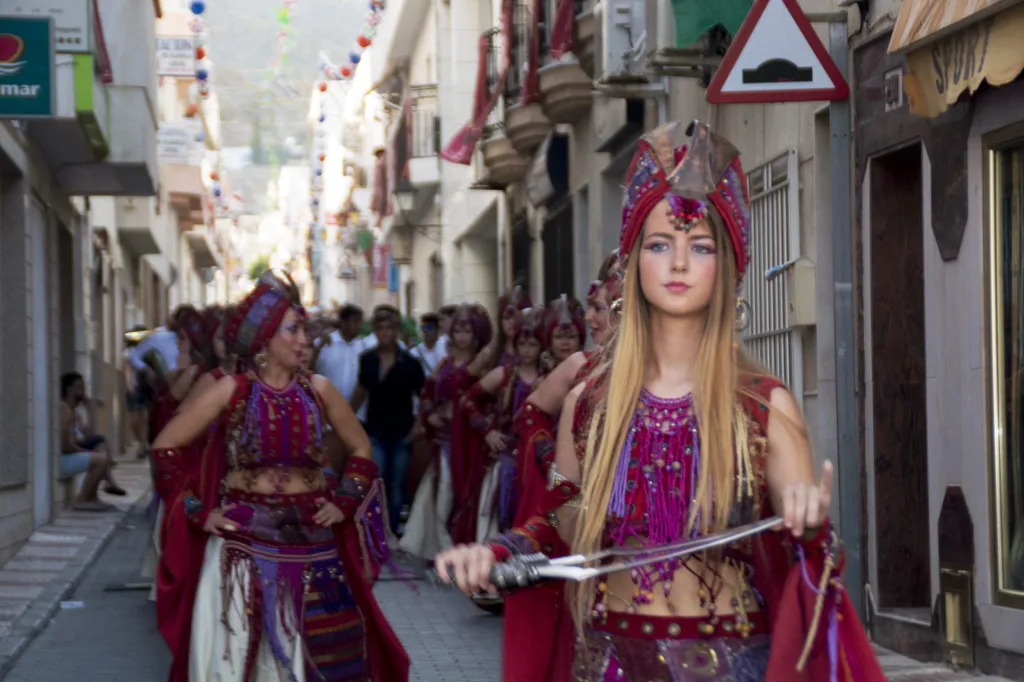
top-left (223, 466), bottom-right (327, 495)
top-left (601, 535), bottom-right (758, 618)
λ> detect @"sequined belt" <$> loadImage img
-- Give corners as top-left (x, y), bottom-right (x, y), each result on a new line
top-left (591, 609), bottom-right (768, 641)
top-left (223, 488), bottom-right (325, 509)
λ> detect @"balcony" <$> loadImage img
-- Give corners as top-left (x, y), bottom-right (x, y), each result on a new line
top-left (538, 0), bottom-right (593, 124)
top-left (185, 224), bottom-right (224, 270)
top-left (369, 0), bottom-right (433, 85)
top-left (408, 85), bottom-right (441, 190)
top-left (575, 0), bottom-right (596, 75)
top-left (504, 0), bottom-right (553, 156)
top-left (26, 0), bottom-right (158, 196)
top-left (479, 28), bottom-right (530, 189)
top-left (116, 197), bottom-right (162, 256)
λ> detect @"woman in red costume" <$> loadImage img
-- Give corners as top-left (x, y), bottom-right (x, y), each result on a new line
top-left (499, 264), bottom-right (621, 682)
top-left (461, 307), bottom-right (548, 541)
top-left (437, 120), bottom-right (885, 681)
top-left (400, 302), bottom-right (493, 560)
top-left (478, 285), bottom-right (531, 372)
top-left (150, 306), bottom-right (215, 440)
top-left (541, 295), bottom-right (585, 371)
top-left (152, 271), bottom-right (407, 682)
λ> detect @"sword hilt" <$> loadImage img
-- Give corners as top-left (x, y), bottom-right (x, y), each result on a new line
top-left (431, 553), bottom-right (552, 592)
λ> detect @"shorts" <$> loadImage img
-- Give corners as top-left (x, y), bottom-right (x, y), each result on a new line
top-left (60, 452), bottom-right (93, 478)
top-left (77, 435), bottom-right (106, 451)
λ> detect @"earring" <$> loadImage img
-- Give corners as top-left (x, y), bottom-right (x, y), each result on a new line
top-left (254, 351), bottom-right (268, 368)
top-left (610, 298), bottom-right (623, 316)
top-left (735, 296), bottom-right (751, 333)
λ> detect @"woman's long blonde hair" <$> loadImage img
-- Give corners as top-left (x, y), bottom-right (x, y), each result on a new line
top-left (568, 208), bottom-right (767, 627)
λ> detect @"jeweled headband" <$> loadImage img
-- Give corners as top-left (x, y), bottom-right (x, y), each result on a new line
top-left (498, 285), bottom-right (532, 318)
top-left (620, 120), bottom-right (751, 279)
top-left (544, 294), bottom-right (586, 347)
top-left (452, 302), bottom-right (494, 350)
top-left (513, 307), bottom-right (546, 346)
top-left (225, 270), bottom-right (306, 356)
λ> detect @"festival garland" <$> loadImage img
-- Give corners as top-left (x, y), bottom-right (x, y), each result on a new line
top-left (317, 0), bottom-right (387, 81)
top-left (183, 1), bottom-right (226, 216)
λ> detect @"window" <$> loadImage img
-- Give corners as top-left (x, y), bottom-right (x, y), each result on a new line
top-left (989, 136), bottom-right (1024, 606)
top-left (742, 150), bottom-right (802, 401)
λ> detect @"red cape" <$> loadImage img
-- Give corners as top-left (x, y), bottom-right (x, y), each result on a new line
top-left (448, 395), bottom-right (490, 545)
top-left (156, 375), bottom-right (410, 682)
top-left (503, 403), bottom-right (573, 682)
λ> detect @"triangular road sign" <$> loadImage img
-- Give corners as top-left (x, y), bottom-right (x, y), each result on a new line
top-left (707, 0), bottom-right (849, 104)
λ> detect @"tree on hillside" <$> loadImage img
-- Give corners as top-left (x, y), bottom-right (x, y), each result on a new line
top-left (247, 254), bottom-right (271, 281)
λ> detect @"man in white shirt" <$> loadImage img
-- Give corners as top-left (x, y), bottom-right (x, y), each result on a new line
top-left (409, 313), bottom-right (445, 377)
top-left (315, 305), bottom-right (370, 422)
top-left (435, 304), bottom-right (456, 358)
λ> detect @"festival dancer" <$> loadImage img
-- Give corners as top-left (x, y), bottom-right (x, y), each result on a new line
top-left (479, 285), bottom-right (531, 371)
top-left (498, 266), bottom-right (621, 682)
top-left (540, 295), bottom-right (585, 370)
top-left (437, 120), bottom-right (885, 681)
top-left (152, 271), bottom-right (408, 682)
top-left (400, 302), bottom-right (492, 560)
top-left (461, 307), bottom-right (547, 540)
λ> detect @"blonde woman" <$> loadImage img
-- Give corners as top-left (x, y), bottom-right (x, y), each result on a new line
top-left (437, 121), bottom-right (884, 681)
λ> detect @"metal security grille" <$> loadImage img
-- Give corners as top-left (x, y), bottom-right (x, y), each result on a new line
top-left (742, 150), bottom-right (802, 401)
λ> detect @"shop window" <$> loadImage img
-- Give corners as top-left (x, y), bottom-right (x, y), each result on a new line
top-left (989, 136), bottom-right (1024, 605)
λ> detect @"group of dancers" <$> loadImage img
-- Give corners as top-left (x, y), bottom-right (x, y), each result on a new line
top-left (140, 119), bottom-right (886, 681)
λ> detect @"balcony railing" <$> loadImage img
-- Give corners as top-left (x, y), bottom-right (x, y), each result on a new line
top-left (503, 0), bottom-right (534, 109)
top-left (481, 27), bottom-right (503, 142)
top-left (410, 84), bottom-right (440, 158)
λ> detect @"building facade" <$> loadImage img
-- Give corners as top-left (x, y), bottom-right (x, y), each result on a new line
top-left (0, 0), bottom-right (225, 564)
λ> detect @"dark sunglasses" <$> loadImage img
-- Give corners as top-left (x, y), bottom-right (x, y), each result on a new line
top-left (420, 323), bottom-right (437, 331)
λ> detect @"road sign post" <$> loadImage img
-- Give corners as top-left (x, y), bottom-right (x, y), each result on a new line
top-left (705, 0), bottom-right (864, 619)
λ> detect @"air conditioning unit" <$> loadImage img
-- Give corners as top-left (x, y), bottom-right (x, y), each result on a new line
top-left (598, 0), bottom-right (647, 85)
top-left (646, 0), bottom-right (729, 82)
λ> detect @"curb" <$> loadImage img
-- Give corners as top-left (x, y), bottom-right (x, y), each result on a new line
top-left (0, 492), bottom-right (152, 680)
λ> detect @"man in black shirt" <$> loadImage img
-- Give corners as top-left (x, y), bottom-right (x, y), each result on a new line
top-left (350, 305), bottom-right (426, 535)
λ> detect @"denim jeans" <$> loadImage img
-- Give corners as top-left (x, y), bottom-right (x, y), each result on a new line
top-left (370, 437), bottom-right (411, 534)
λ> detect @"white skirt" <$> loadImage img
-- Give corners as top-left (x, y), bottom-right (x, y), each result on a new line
top-left (189, 536), bottom-right (306, 682)
top-left (399, 456), bottom-right (453, 560)
top-left (140, 500), bottom-right (164, 602)
top-left (475, 462), bottom-right (501, 545)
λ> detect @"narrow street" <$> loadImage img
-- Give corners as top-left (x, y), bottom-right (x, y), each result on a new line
top-left (1, 503), bottom-right (503, 682)
top-left (0, 496), bottom-right (1012, 682)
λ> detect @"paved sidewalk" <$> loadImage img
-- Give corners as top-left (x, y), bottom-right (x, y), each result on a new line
top-left (0, 459), bottom-right (151, 678)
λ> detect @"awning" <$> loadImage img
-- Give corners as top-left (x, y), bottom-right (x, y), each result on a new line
top-left (888, 0), bottom-right (1019, 54)
top-left (897, 1), bottom-right (1024, 117)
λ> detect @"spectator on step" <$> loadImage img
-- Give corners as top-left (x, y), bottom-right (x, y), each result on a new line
top-left (60, 372), bottom-right (125, 510)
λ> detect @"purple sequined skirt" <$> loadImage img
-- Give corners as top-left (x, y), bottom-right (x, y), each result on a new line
top-left (576, 632), bottom-right (771, 681)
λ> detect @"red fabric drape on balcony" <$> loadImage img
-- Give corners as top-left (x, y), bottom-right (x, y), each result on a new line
top-left (441, 0), bottom-right (514, 165)
top-left (385, 79), bottom-right (414, 210)
top-left (549, 0), bottom-right (576, 59)
top-left (519, 0), bottom-right (543, 104)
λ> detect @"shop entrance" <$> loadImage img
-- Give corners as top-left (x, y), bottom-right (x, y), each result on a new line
top-left (868, 144), bottom-right (931, 610)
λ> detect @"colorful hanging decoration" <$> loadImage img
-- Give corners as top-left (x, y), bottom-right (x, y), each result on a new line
top-left (187, 0), bottom-right (228, 218)
top-left (316, 0), bottom-right (387, 81)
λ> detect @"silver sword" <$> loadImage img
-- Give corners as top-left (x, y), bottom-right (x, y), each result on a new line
top-left (436, 516), bottom-right (782, 591)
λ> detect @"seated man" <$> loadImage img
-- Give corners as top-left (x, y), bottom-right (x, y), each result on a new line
top-left (60, 372), bottom-right (125, 510)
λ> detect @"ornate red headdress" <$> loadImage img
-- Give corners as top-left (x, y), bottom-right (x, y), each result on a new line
top-left (512, 307), bottom-right (546, 346)
top-left (224, 270), bottom-right (305, 356)
top-left (620, 120), bottom-right (750, 279)
top-left (451, 302), bottom-right (493, 350)
top-left (544, 295), bottom-right (586, 347)
top-left (587, 249), bottom-right (624, 305)
top-left (498, 285), bottom-right (532, 319)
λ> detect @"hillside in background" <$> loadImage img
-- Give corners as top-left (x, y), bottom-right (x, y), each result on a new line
top-left (204, 0), bottom-right (365, 150)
